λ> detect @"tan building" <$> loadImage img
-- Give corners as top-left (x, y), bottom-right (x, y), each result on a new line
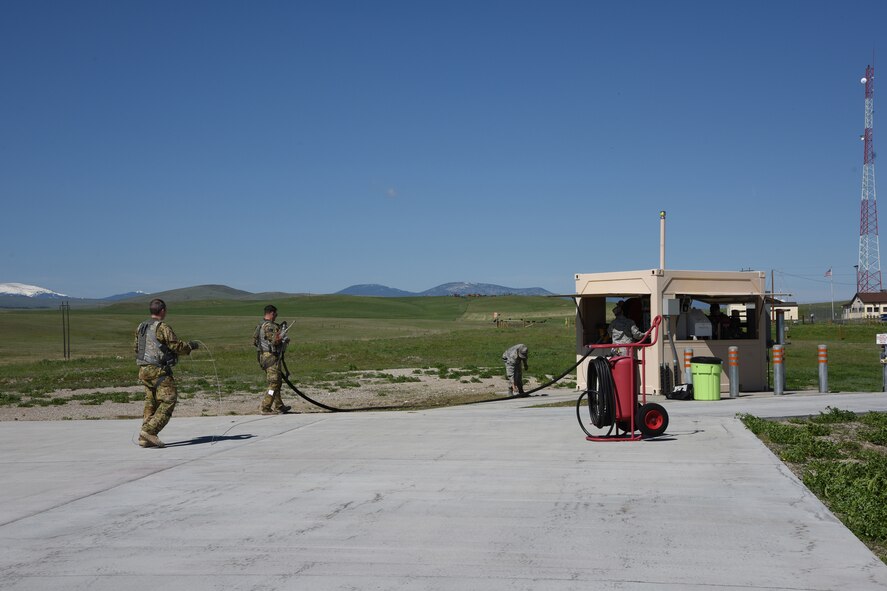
top-left (573, 269), bottom-right (769, 395)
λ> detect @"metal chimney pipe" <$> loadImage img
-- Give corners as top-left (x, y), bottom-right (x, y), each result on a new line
top-left (659, 210), bottom-right (666, 270)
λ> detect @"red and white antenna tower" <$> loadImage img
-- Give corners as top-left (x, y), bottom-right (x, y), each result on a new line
top-left (858, 64), bottom-right (883, 293)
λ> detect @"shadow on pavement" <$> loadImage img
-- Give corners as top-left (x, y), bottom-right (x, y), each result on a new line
top-left (163, 434), bottom-right (256, 447)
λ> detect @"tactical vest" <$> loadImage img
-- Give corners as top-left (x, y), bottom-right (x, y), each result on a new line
top-left (136, 320), bottom-right (176, 368)
top-left (254, 320), bottom-right (277, 354)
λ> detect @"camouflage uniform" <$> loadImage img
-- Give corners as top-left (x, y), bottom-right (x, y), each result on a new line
top-left (502, 344), bottom-right (529, 395)
top-left (253, 320), bottom-right (287, 413)
top-left (133, 321), bottom-right (194, 438)
top-left (609, 311), bottom-right (644, 356)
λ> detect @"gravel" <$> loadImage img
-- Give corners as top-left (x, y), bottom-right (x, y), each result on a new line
top-left (0, 369), bottom-right (537, 421)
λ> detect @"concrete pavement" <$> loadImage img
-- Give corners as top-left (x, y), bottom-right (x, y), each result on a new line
top-left (2, 390), bottom-right (887, 590)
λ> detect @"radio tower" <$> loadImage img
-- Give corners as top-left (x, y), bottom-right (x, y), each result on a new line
top-left (858, 63), bottom-right (883, 293)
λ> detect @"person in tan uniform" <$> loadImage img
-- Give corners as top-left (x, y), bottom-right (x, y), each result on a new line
top-left (134, 298), bottom-right (198, 448)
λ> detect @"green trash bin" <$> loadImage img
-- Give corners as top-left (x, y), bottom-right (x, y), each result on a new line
top-left (691, 356), bottom-right (722, 400)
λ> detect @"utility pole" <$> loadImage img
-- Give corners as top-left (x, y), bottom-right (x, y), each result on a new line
top-left (60, 302), bottom-right (71, 360)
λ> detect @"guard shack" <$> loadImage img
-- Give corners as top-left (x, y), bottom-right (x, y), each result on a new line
top-left (574, 269), bottom-right (769, 395)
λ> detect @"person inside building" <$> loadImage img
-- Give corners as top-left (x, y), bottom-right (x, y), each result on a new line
top-left (609, 302), bottom-right (645, 356)
top-left (708, 303), bottom-right (731, 339)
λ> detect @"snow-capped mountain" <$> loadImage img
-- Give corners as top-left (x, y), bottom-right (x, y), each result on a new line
top-left (0, 283), bottom-right (67, 298)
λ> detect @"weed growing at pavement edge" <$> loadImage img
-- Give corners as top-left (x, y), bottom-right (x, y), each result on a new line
top-left (740, 408), bottom-right (887, 563)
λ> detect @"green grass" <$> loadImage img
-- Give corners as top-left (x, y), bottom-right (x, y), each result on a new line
top-left (0, 296), bottom-right (578, 401)
top-left (6, 298), bottom-right (887, 401)
top-left (781, 321), bottom-right (887, 391)
top-left (741, 409), bottom-right (887, 562)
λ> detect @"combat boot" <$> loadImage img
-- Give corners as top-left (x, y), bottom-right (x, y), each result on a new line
top-left (138, 437), bottom-right (155, 448)
top-left (139, 430), bottom-right (165, 448)
top-left (277, 405), bottom-right (292, 414)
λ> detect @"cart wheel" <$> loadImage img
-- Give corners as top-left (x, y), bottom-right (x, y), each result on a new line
top-left (637, 403), bottom-right (669, 438)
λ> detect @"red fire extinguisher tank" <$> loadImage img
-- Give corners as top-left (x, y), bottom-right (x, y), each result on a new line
top-left (608, 355), bottom-right (638, 422)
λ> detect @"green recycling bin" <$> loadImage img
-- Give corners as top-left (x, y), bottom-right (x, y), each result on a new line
top-left (691, 356), bottom-right (722, 400)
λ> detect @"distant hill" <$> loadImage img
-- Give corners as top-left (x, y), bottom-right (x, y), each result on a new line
top-left (101, 291), bottom-right (148, 301)
top-left (336, 284), bottom-right (417, 297)
top-left (119, 284), bottom-right (255, 303)
top-left (336, 282), bottom-right (553, 297)
top-left (419, 282), bottom-right (552, 297)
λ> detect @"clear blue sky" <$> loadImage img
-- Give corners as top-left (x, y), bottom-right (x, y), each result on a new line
top-left (2, 1), bottom-right (885, 302)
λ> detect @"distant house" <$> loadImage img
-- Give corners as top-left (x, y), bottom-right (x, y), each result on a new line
top-left (727, 299), bottom-right (798, 322)
top-left (842, 292), bottom-right (887, 320)
top-left (772, 299), bottom-right (799, 322)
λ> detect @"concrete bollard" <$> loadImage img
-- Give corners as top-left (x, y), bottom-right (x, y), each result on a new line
top-left (882, 345), bottom-right (887, 393)
top-left (881, 345), bottom-right (887, 392)
top-left (727, 346), bottom-right (739, 398)
top-left (776, 310), bottom-right (786, 345)
top-left (684, 348), bottom-right (693, 385)
top-left (773, 344), bottom-right (785, 395)
top-left (818, 345), bottom-right (828, 393)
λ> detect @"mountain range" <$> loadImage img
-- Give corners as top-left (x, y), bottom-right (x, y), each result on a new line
top-left (335, 282), bottom-right (553, 297)
top-left (0, 282), bottom-right (553, 308)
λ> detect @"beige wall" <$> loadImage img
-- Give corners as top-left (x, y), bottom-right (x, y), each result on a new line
top-left (574, 269), bottom-right (768, 394)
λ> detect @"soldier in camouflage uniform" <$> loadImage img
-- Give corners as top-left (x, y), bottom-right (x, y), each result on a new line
top-left (253, 304), bottom-right (292, 414)
top-left (134, 298), bottom-right (198, 448)
top-left (502, 343), bottom-right (529, 396)
top-left (609, 303), bottom-right (644, 356)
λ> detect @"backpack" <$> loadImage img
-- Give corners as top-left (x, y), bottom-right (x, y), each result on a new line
top-left (666, 383), bottom-right (694, 400)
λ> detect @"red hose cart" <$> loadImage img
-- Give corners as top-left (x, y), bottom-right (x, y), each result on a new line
top-left (576, 315), bottom-right (669, 441)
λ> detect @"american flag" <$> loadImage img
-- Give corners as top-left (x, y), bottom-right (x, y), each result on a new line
top-left (825, 268), bottom-right (832, 277)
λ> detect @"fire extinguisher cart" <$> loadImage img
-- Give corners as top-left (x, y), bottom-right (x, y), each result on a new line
top-left (576, 315), bottom-right (669, 441)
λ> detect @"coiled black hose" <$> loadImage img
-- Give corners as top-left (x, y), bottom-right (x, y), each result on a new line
top-left (576, 356), bottom-right (618, 437)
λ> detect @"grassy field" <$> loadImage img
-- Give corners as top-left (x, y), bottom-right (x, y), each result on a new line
top-left (0, 295), bottom-right (579, 402)
top-left (782, 321), bottom-right (887, 392)
top-left (5, 297), bottom-right (887, 401)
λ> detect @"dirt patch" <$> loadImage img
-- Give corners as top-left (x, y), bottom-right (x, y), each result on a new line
top-left (0, 369), bottom-right (562, 421)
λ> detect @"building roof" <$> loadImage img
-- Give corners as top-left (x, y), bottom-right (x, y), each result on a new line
top-left (852, 292), bottom-right (887, 304)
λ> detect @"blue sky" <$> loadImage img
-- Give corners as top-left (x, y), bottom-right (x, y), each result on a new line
top-left (2, 1), bottom-right (885, 302)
